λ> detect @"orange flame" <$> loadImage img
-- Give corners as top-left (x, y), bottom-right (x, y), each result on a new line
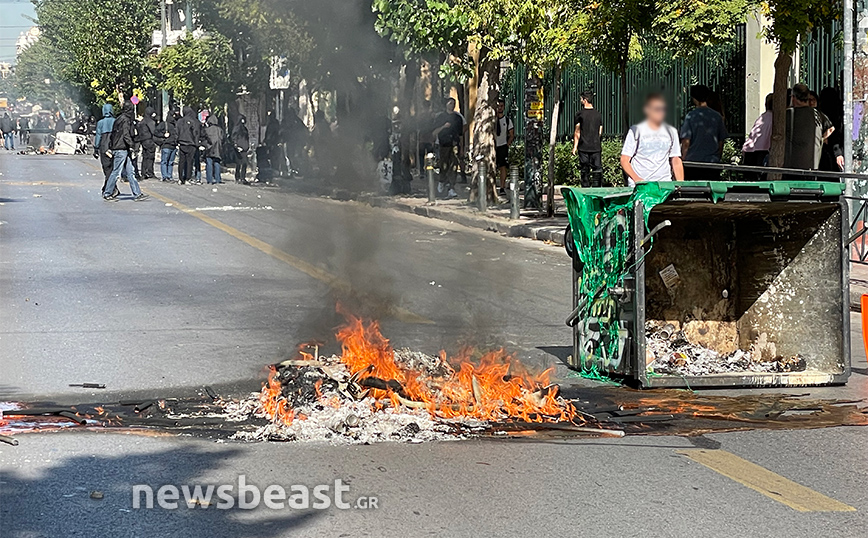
top-left (258, 309), bottom-right (576, 425)
top-left (259, 367), bottom-right (294, 425)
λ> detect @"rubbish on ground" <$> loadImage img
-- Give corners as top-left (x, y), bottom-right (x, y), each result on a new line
top-left (68, 383), bottom-right (106, 389)
top-left (645, 321), bottom-right (808, 377)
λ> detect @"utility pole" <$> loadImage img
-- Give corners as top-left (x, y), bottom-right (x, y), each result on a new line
top-left (185, 1), bottom-right (192, 32)
top-left (160, 0), bottom-right (168, 121)
top-left (844, 0), bottom-right (854, 185)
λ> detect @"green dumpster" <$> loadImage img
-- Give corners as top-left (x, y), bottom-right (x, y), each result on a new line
top-left (562, 181), bottom-right (850, 388)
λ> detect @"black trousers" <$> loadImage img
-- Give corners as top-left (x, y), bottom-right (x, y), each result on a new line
top-left (100, 151), bottom-right (114, 192)
top-left (684, 165), bottom-right (721, 182)
top-left (140, 141), bottom-right (156, 178)
top-left (235, 149), bottom-right (248, 181)
top-left (178, 145), bottom-right (196, 182)
top-left (578, 151), bottom-right (602, 188)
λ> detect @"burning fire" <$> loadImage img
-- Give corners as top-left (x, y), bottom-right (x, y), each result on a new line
top-left (259, 310), bottom-right (577, 426)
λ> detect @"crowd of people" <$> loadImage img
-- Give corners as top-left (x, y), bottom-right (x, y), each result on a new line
top-left (566, 82), bottom-right (846, 186)
top-left (0, 81), bottom-right (848, 202)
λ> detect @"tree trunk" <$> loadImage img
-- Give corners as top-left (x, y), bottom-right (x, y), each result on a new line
top-left (546, 66), bottom-right (562, 217)
top-left (768, 48), bottom-right (793, 170)
top-left (470, 49), bottom-right (499, 204)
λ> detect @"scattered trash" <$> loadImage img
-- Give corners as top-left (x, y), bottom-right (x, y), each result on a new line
top-left (68, 383), bottom-right (106, 389)
top-left (0, 434), bottom-right (18, 446)
top-left (646, 321), bottom-right (808, 377)
top-left (90, 491), bottom-right (104, 500)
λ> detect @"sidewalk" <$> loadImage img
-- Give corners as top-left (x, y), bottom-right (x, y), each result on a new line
top-left (277, 176), bottom-right (572, 246)
top-left (272, 174), bottom-right (868, 311)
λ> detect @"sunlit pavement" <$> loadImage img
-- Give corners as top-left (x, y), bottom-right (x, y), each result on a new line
top-left (1, 153), bottom-right (867, 537)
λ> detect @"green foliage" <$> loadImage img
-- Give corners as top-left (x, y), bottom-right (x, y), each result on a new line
top-left (601, 138), bottom-right (626, 187)
top-left (150, 33), bottom-right (237, 109)
top-left (193, 0), bottom-right (313, 96)
top-left (582, 0), bottom-right (751, 73)
top-left (34, 0), bottom-right (159, 102)
top-left (761, 0), bottom-right (842, 54)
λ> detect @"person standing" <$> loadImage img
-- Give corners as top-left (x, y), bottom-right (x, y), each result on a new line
top-left (1, 113), bottom-right (14, 150)
top-left (818, 87), bottom-right (845, 172)
top-left (784, 83), bottom-right (834, 174)
top-left (432, 97), bottom-right (463, 199)
top-left (231, 114), bottom-right (250, 184)
top-left (494, 99), bottom-right (515, 195)
top-left (621, 93), bottom-right (684, 185)
top-left (203, 114), bottom-right (224, 184)
top-left (102, 101), bottom-right (147, 201)
top-left (680, 85), bottom-right (728, 181)
top-left (742, 93), bottom-right (773, 179)
top-left (176, 106), bottom-right (201, 185)
top-left (18, 115), bottom-right (30, 146)
top-left (571, 91), bottom-right (603, 188)
top-left (94, 104), bottom-right (117, 193)
top-left (156, 108), bottom-right (179, 182)
top-left (136, 106), bottom-right (158, 179)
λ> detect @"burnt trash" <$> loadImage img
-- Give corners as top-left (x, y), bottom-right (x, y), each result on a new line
top-left (563, 181), bottom-right (850, 388)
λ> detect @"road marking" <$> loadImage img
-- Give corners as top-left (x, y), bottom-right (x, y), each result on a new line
top-left (143, 188), bottom-right (433, 325)
top-left (678, 449), bottom-right (856, 512)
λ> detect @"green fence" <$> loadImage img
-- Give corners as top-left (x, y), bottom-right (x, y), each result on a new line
top-left (504, 25), bottom-right (746, 140)
top-left (800, 21), bottom-right (843, 93)
top-left (504, 23), bottom-right (844, 142)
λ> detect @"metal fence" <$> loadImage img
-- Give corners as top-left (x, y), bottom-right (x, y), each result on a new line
top-left (505, 26), bottom-right (746, 140)
top-left (505, 22), bottom-right (843, 141)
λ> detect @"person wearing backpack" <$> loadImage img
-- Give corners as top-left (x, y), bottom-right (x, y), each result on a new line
top-left (620, 93), bottom-right (684, 186)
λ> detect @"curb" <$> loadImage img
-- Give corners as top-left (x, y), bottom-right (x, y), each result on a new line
top-left (281, 180), bottom-right (568, 247)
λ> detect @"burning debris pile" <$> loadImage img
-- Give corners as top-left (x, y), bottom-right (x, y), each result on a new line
top-left (232, 313), bottom-right (587, 444)
top-left (645, 321), bottom-right (807, 377)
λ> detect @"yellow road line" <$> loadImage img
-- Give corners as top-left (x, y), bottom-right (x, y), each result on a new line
top-left (143, 188), bottom-right (433, 325)
top-left (678, 449), bottom-right (856, 512)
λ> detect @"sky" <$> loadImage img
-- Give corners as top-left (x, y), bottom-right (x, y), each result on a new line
top-left (0, 0), bottom-right (37, 64)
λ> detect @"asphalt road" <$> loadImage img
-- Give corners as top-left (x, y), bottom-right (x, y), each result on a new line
top-left (1, 153), bottom-right (867, 537)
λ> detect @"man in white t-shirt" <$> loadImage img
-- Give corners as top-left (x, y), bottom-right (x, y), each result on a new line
top-left (620, 93), bottom-right (684, 186)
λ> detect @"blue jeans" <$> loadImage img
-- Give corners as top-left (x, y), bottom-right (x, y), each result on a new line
top-left (104, 150), bottom-right (141, 198)
top-left (205, 158), bottom-right (222, 184)
top-left (3, 132), bottom-right (13, 150)
top-left (160, 147), bottom-right (177, 180)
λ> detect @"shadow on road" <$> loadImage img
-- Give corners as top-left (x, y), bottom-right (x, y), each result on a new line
top-left (0, 443), bottom-right (322, 537)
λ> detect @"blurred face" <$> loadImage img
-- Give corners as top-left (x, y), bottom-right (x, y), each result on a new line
top-left (645, 98), bottom-right (666, 124)
top-left (808, 95), bottom-right (818, 108)
top-left (496, 101), bottom-right (504, 116)
top-left (446, 99), bottom-right (455, 113)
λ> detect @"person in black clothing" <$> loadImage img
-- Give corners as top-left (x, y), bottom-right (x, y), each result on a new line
top-left (572, 91), bottom-right (604, 188)
top-left (102, 101), bottom-right (147, 201)
top-left (231, 114), bottom-right (250, 183)
top-left (18, 116), bottom-right (30, 146)
top-left (156, 108), bottom-right (179, 181)
top-left (71, 115), bottom-right (87, 135)
top-left (203, 114), bottom-right (224, 184)
top-left (431, 98), bottom-right (463, 199)
top-left (818, 87), bottom-right (845, 172)
top-left (176, 106), bottom-right (201, 184)
top-left (136, 106), bottom-right (158, 179)
top-left (494, 99), bottom-right (515, 194)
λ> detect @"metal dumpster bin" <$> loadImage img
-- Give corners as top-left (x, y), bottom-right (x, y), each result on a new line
top-left (562, 181), bottom-right (850, 388)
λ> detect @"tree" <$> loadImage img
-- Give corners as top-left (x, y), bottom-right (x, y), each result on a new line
top-left (33, 0), bottom-right (159, 104)
top-left (149, 32), bottom-right (238, 109)
top-left (759, 0), bottom-right (841, 167)
top-left (14, 37), bottom-right (82, 109)
top-left (582, 0), bottom-right (751, 132)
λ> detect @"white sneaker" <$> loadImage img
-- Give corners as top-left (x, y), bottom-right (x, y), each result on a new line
top-left (437, 182), bottom-right (444, 194)
top-left (447, 188), bottom-right (458, 199)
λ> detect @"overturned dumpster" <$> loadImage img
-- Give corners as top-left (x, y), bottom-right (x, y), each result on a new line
top-left (562, 181), bottom-right (850, 388)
